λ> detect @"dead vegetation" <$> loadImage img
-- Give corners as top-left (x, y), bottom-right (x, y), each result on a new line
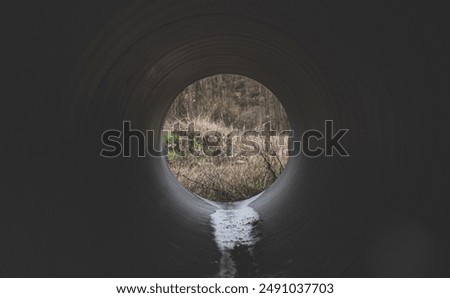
top-left (163, 75), bottom-right (290, 201)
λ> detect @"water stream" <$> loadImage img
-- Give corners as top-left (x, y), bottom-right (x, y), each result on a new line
top-left (201, 194), bottom-right (262, 277)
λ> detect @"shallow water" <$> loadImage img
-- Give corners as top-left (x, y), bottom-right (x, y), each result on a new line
top-left (201, 195), bottom-right (262, 277)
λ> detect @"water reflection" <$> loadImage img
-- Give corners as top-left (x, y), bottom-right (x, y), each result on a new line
top-left (205, 195), bottom-right (262, 277)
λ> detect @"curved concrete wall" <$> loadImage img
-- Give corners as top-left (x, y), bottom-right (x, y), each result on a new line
top-left (2, 0), bottom-right (449, 276)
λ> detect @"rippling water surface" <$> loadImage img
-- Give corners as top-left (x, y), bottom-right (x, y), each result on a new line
top-left (202, 195), bottom-right (262, 277)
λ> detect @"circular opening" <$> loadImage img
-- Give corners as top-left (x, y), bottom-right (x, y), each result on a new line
top-left (162, 74), bottom-right (291, 201)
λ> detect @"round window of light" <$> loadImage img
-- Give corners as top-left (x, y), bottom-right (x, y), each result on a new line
top-left (162, 74), bottom-right (291, 201)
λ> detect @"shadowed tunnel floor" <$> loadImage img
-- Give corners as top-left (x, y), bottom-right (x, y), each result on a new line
top-left (1, 0), bottom-right (450, 277)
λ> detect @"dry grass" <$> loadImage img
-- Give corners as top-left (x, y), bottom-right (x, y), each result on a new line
top-left (164, 116), bottom-right (289, 201)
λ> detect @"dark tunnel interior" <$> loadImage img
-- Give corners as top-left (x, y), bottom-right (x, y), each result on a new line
top-left (2, 0), bottom-right (449, 277)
